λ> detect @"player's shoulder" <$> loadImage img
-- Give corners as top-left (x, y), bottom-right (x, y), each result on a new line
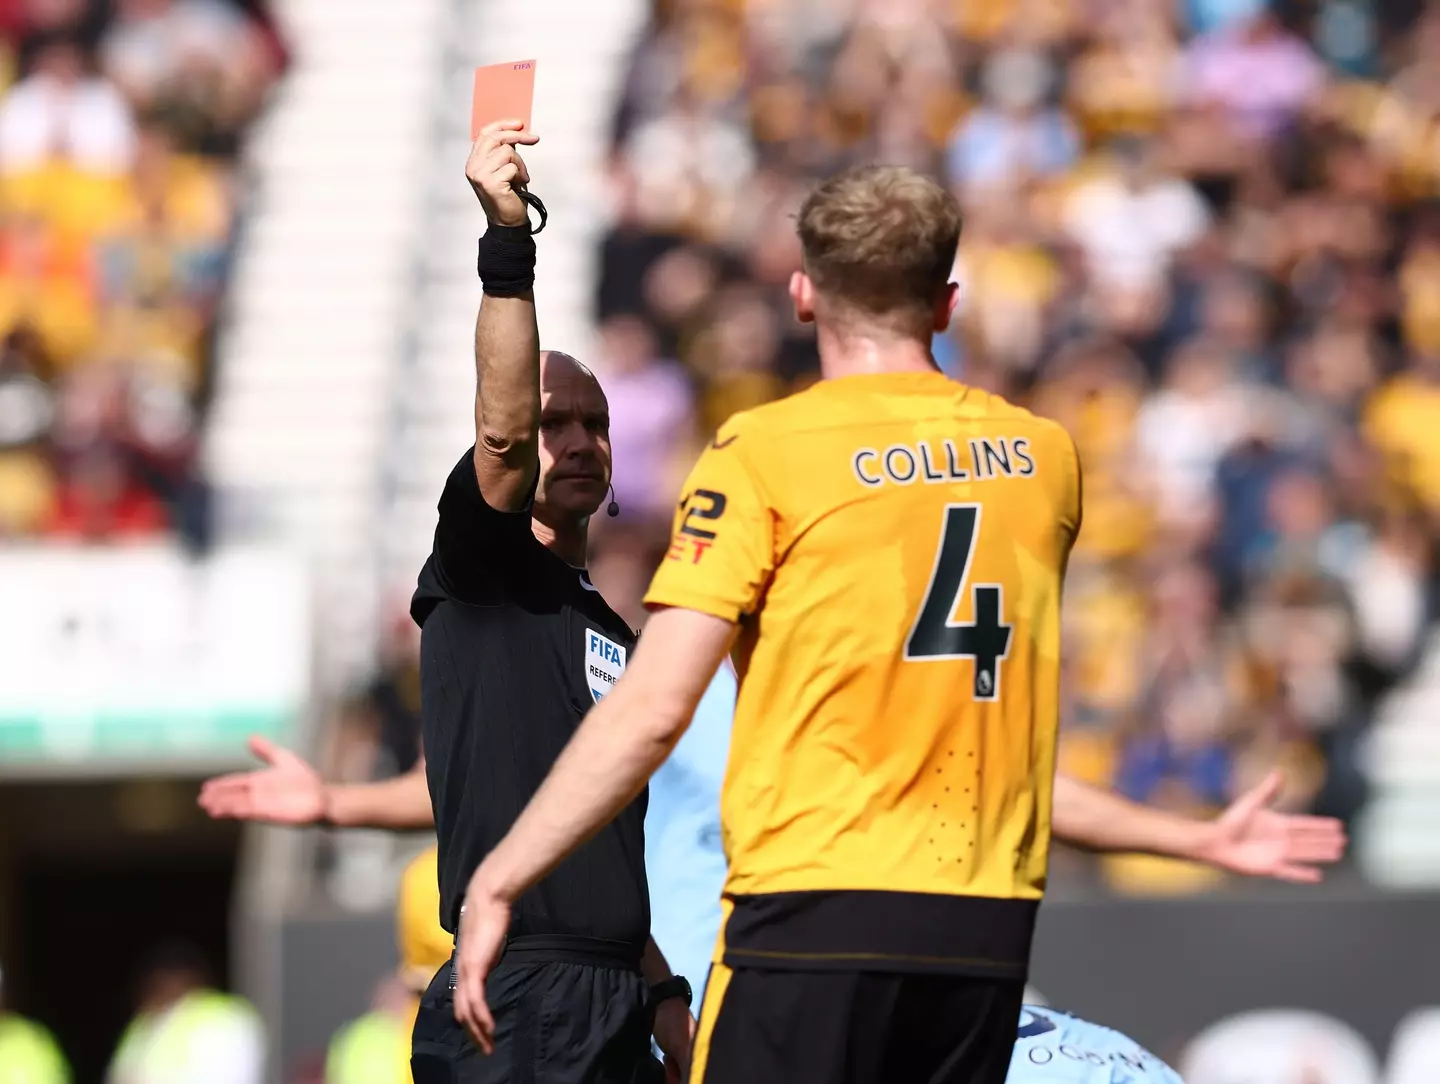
top-left (970, 387), bottom-right (1076, 451)
top-left (709, 388), bottom-right (820, 448)
top-left (705, 379), bottom-right (1078, 471)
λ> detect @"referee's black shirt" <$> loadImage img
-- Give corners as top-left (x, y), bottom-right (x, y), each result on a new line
top-left (411, 449), bottom-right (648, 949)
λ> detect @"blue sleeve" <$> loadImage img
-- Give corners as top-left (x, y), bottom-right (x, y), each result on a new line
top-left (645, 665), bottom-right (737, 1004)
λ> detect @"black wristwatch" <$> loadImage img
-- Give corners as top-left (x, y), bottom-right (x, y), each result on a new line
top-left (647, 975), bottom-right (692, 1011)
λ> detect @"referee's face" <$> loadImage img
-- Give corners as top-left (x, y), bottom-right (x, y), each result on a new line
top-left (535, 352), bottom-right (612, 522)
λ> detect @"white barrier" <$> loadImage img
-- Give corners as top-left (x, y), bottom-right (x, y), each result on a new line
top-left (0, 543), bottom-right (311, 772)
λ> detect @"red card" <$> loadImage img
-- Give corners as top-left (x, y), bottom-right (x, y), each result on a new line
top-left (470, 59), bottom-right (537, 141)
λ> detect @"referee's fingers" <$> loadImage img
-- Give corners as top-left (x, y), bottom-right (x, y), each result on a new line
top-left (474, 125), bottom-right (540, 153)
top-left (1275, 862), bottom-right (1324, 884)
top-left (492, 163), bottom-right (520, 189)
top-left (197, 774), bottom-right (253, 815)
top-left (454, 964), bottom-right (495, 1054)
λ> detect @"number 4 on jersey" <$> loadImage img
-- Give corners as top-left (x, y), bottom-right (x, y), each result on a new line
top-left (905, 504), bottom-right (1013, 701)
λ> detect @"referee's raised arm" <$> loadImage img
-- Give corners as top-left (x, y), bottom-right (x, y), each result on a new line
top-left (464, 120), bottom-right (542, 512)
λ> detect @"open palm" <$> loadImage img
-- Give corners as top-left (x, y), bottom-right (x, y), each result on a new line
top-left (197, 736), bottom-right (327, 825)
top-left (1200, 771), bottom-right (1348, 882)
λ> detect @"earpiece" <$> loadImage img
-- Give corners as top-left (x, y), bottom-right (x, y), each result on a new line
top-left (606, 485), bottom-right (620, 518)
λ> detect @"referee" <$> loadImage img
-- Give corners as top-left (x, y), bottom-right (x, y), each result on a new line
top-left (408, 121), bottom-right (692, 1084)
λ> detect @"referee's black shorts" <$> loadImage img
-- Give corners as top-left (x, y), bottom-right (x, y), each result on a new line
top-left (410, 937), bottom-right (665, 1084)
top-left (690, 963), bottom-right (1023, 1084)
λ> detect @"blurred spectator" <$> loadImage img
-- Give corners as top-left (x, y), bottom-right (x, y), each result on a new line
top-left (589, 522), bottom-right (669, 630)
top-left (324, 976), bottom-right (411, 1084)
top-left (94, 115), bottom-right (232, 387)
top-left (46, 439), bottom-right (167, 538)
top-left (1135, 338), bottom-right (1250, 539)
top-left (1185, 12), bottom-right (1326, 139)
top-left (1115, 562), bottom-right (1245, 815)
top-left (620, 91), bottom-right (755, 241)
top-left (1343, 504), bottom-right (1432, 671)
top-left (1068, 0), bottom-right (1181, 140)
top-left (107, 942), bottom-right (263, 1084)
top-left (0, 30), bottom-right (135, 175)
top-left (0, 211), bottom-right (98, 364)
top-left (0, 0), bottom-right (267, 550)
top-left (948, 47), bottom-right (1079, 194)
top-left (0, 960), bottom-right (69, 1084)
top-left (43, 362), bottom-right (198, 543)
top-left (313, 601), bottom-right (423, 884)
top-left (597, 313), bottom-right (697, 526)
top-left (0, 327), bottom-right (57, 534)
top-left (1031, 337), bottom-right (1153, 562)
top-left (99, 0), bottom-right (278, 153)
top-left (1364, 348), bottom-right (1440, 519)
top-left (1062, 139), bottom-right (1209, 301)
top-left (957, 189), bottom-right (1064, 377)
top-left (361, 605), bottom-right (423, 779)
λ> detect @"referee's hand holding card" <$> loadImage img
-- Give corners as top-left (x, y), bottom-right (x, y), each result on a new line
top-left (465, 119), bottom-right (537, 231)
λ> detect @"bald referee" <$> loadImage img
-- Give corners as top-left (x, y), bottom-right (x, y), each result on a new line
top-left (402, 122), bottom-right (690, 1084)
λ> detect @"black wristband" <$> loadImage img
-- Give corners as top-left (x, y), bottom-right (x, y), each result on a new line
top-left (647, 975), bottom-right (692, 1012)
top-left (477, 223), bottom-right (536, 297)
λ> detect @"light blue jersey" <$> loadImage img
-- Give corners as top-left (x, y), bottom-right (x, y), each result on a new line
top-left (644, 662), bottom-right (736, 1004)
top-left (1011, 1007), bottom-right (1183, 1083)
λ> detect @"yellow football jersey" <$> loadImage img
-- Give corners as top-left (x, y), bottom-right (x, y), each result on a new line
top-left (397, 845), bottom-right (452, 991)
top-left (645, 370), bottom-right (1081, 978)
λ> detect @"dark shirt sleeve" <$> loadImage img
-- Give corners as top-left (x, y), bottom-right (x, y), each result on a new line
top-left (410, 448), bottom-right (537, 626)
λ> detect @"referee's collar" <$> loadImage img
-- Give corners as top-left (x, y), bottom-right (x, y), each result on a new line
top-left (577, 570), bottom-right (599, 592)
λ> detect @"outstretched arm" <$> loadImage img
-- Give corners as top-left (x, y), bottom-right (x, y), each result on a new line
top-left (466, 120), bottom-right (542, 512)
top-left (325, 760), bottom-right (434, 830)
top-left (198, 737), bottom-right (434, 831)
top-left (1052, 771), bottom-right (1347, 883)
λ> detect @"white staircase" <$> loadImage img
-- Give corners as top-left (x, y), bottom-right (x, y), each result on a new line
top-left (378, 0), bottom-right (649, 593)
top-left (204, 0), bottom-right (447, 691)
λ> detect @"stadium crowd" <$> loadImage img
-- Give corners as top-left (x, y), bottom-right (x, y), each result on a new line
top-left (537, 0), bottom-right (1440, 892)
top-left (0, 0), bottom-right (285, 552)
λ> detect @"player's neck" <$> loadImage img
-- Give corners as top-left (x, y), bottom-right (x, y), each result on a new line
top-left (815, 324), bottom-right (939, 381)
top-left (531, 516), bottom-right (589, 568)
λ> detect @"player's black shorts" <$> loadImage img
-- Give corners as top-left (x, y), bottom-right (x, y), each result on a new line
top-left (410, 939), bottom-right (665, 1084)
top-left (691, 963), bottom-right (1023, 1084)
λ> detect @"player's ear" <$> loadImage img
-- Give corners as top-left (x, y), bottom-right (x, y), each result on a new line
top-left (790, 271), bottom-right (815, 325)
top-left (934, 281), bottom-right (960, 333)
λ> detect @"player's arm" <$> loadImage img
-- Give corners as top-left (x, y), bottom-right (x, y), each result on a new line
top-left (643, 933), bottom-right (697, 1077)
top-left (466, 120), bottom-right (542, 512)
top-left (471, 607), bottom-right (734, 903)
top-left (198, 737), bottom-right (434, 830)
top-left (325, 759), bottom-right (434, 830)
top-left (1051, 771), bottom-right (1346, 883)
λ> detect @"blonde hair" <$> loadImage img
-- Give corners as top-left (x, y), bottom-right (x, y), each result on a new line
top-left (797, 165), bottom-right (963, 330)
